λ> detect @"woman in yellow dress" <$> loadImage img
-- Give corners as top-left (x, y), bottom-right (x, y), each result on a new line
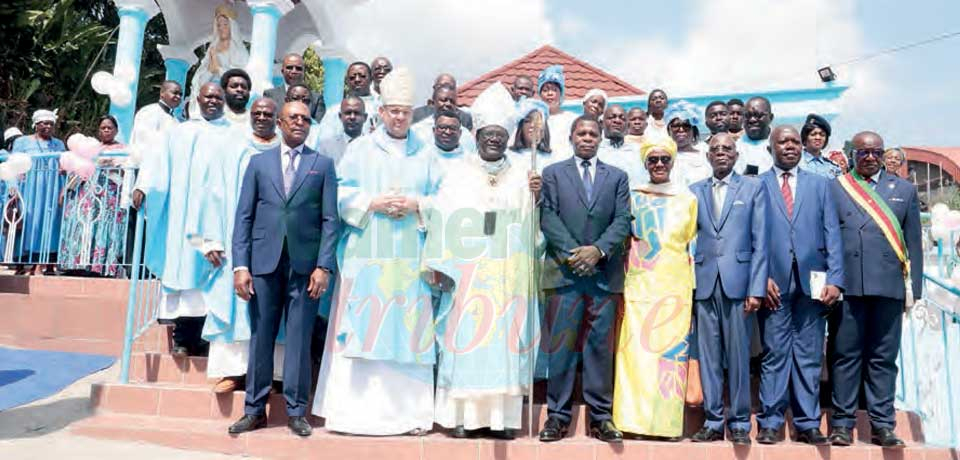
top-left (612, 137), bottom-right (698, 438)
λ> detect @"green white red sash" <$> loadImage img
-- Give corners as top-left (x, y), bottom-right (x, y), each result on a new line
top-left (837, 171), bottom-right (913, 305)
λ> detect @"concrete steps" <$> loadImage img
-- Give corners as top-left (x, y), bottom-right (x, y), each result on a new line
top-left (71, 412), bottom-right (957, 460)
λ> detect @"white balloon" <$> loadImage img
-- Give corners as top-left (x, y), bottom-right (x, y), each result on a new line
top-left (91, 71), bottom-right (115, 95)
top-left (110, 84), bottom-right (133, 106)
top-left (7, 153), bottom-right (32, 174)
top-left (114, 64), bottom-right (136, 84)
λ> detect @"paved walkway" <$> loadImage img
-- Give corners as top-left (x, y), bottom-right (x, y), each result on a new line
top-left (0, 361), bottom-right (255, 459)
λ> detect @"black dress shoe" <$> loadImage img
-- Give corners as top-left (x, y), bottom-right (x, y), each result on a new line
top-left (756, 428), bottom-right (778, 445)
top-left (871, 427), bottom-right (905, 449)
top-left (287, 416), bottom-right (312, 437)
top-left (730, 429), bottom-right (751, 445)
top-left (228, 414), bottom-right (266, 434)
top-left (171, 345), bottom-right (189, 357)
top-left (487, 428), bottom-right (516, 440)
top-left (830, 426), bottom-right (853, 446)
top-left (538, 417), bottom-right (568, 442)
top-left (796, 428), bottom-right (830, 445)
top-left (691, 427), bottom-right (724, 442)
top-left (590, 420), bottom-right (623, 443)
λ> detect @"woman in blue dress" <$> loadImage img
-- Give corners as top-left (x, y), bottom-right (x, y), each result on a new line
top-left (10, 109), bottom-right (66, 275)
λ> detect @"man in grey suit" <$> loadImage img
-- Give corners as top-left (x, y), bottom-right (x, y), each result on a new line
top-left (827, 131), bottom-right (922, 449)
top-left (690, 133), bottom-right (768, 445)
top-left (538, 116), bottom-right (631, 444)
top-left (263, 53), bottom-right (325, 122)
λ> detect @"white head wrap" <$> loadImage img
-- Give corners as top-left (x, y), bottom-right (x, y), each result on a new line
top-left (583, 88), bottom-right (608, 103)
top-left (471, 82), bottom-right (517, 133)
top-left (32, 109), bottom-right (57, 127)
top-left (4, 127), bottom-right (23, 143)
top-left (379, 67), bottom-right (415, 107)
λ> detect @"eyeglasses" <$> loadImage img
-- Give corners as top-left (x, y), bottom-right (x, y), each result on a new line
top-left (284, 65), bottom-right (304, 71)
top-left (646, 156), bottom-right (673, 165)
top-left (855, 149), bottom-right (884, 158)
top-left (284, 114), bottom-right (310, 124)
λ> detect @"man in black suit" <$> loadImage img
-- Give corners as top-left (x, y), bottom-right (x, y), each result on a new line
top-left (227, 102), bottom-right (339, 437)
top-left (827, 131), bottom-right (922, 449)
top-left (538, 116), bottom-right (631, 443)
top-left (263, 53), bottom-right (325, 122)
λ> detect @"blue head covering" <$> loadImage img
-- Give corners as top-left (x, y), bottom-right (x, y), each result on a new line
top-left (515, 96), bottom-right (549, 123)
top-left (537, 65), bottom-right (565, 98)
top-left (664, 100), bottom-right (701, 126)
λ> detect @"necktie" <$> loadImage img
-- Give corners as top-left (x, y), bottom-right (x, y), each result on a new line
top-left (781, 171), bottom-right (793, 218)
top-left (581, 160), bottom-right (593, 201)
top-left (866, 177), bottom-right (876, 190)
top-left (283, 148), bottom-right (298, 196)
top-left (712, 180), bottom-right (725, 221)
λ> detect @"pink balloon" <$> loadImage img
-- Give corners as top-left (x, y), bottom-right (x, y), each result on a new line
top-left (75, 144), bottom-right (102, 159)
top-left (74, 157), bottom-right (96, 180)
top-left (59, 151), bottom-right (78, 172)
top-left (66, 134), bottom-right (85, 152)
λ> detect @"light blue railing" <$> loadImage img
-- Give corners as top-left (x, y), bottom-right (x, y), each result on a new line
top-left (118, 205), bottom-right (162, 383)
top-left (896, 219), bottom-right (960, 448)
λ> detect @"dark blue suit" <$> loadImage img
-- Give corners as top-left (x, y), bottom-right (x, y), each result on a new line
top-left (233, 144), bottom-right (339, 417)
top-left (757, 168), bottom-right (843, 431)
top-left (539, 156), bottom-right (631, 425)
top-left (691, 172), bottom-right (767, 432)
top-left (828, 171), bottom-right (922, 430)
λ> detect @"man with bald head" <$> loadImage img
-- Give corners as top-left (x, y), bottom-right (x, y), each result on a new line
top-left (191, 98), bottom-right (286, 393)
top-left (827, 131), bottom-right (922, 449)
top-left (511, 75), bottom-right (535, 101)
top-left (412, 73), bottom-right (473, 129)
top-left (371, 56), bottom-right (393, 95)
top-left (689, 133), bottom-right (767, 445)
top-left (135, 82), bottom-right (230, 357)
top-left (754, 125), bottom-right (842, 445)
top-left (230, 101), bottom-right (339, 438)
top-left (597, 104), bottom-right (647, 188)
top-left (734, 96), bottom-right (775, 175)
top-left (264, 53), bottom-right (325, 122)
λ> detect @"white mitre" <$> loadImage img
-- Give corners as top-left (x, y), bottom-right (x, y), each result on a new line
top-left (471, 81), bottom-right (516, 133)
top-left (379, 67), bottom-right (415, 107)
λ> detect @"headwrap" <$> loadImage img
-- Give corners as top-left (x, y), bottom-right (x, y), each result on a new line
top-left (32, 109), bottom-right (57, 127)
top-left (583, 88), bottom-right (608, 103)
top-left (379, 67), bottom-right (415, 107)
top-left (537, 65), bottom-right (565, 98)
top-left (639, 137), bottom-right (678, 162)
top-left (800, 113), bottom-right (831, 144)
top-left (472, 81), bottom-right (517, 133)
top-left (515, 96), bottom-right (549, 124)
top-left (664, 100), bottom-right (700, 126)
top-left (4, 127), bottom-right (23, 143)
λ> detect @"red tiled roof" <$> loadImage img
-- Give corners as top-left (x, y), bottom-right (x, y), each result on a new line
top-left (458, 45), bottom-right (645, 105)
top-left (903, 146), bottom-right (960, 182)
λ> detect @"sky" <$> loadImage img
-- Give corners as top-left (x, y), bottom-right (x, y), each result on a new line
top-left (337, 0), bottom-right (959, 147)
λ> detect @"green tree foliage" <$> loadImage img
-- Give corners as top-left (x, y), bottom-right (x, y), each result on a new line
top-left (303, 46), bottom-right (325, 94)
top-left (0, 0), bottom-right (168, 139)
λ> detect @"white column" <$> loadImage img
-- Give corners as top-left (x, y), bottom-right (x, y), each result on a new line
top-left (109, 0), bottom-right (160, 143)
top-left (245, 0), bottom-right (295, 103)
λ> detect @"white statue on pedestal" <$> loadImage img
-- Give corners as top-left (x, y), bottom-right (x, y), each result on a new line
top-left (187, 4), bottom-right (249, 117)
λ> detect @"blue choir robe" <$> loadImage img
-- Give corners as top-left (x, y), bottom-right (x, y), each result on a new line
top-left (10, 136), bottom-right (66, 258)
top-left (333, 126), bottom-right (441, 365)
top-left (189, 131), bottom-right (279, 344)
top-left (422, 155), bottom-right (541, 430)
top-left (425, 141), bottom-right (474, 182)
top-left (140, 117), bottom-right (230, 294)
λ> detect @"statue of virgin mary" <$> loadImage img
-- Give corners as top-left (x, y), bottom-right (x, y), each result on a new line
top-left (186, 3), bottom-right (249, 116)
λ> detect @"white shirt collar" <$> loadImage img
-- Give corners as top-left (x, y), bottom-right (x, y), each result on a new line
top-left (712, 172), bottom-right (733, 186)
top-left (868, 170), bottom-right (883, 183)
top-left (773, 164), bottom-right (799, 177)
top-left (281, 139), bottom-right (303, 156)
top-left (575, 155), bottom-right (598, 169)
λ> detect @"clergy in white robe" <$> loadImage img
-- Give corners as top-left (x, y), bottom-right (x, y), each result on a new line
top-left (308, 95), bottom-right (368, 167)
top-left (733, 96), bottom-right (775, 176)
top-left (136, 83), bottom-right (230, 350)
top-left (421, 107), bottom-right (476, 179)
top-left (424, 82), bottom-right (541, 437)
top-left (313, 68), bottom-right (440, 435)
top-left (186, 99), bottom-right (284, 389)
top-left (220, 68), bottom-right (251, 130)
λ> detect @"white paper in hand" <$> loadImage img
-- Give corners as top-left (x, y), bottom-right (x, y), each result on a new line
top-left (810, 271), bottom-right (842, 302)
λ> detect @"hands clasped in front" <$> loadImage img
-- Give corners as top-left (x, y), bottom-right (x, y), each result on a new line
top-left (370, 194), bottom-right (418, 219)
top-left (567, 245), bottom-right (601, 277)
